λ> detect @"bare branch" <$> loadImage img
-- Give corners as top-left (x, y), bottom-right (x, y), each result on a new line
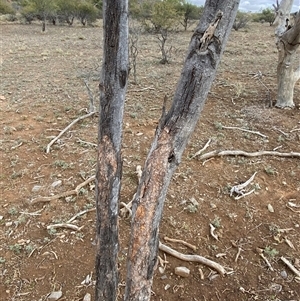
top-left (191, 138), bottom-right (211, 158)
top-left (221, 126), bottom-right (268, 138)
top-left (280, 256), bottom-right (300, 277)
top-left (163, 236), bottom-right (197, 251)
top-left (159, 242), bottom-right (227, 275)
top-left (31, 175), bottom-right (95, 204)
top-left (197, 149), bottom-right (300, 161)
top-left (46, 111), bottom-right (96, 153)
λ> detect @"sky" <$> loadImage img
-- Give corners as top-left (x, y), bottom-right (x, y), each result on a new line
top-left (188, 0), bottom-right (300, 12)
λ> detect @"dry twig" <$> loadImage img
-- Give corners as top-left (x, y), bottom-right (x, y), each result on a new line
top-left (198, 150), bottom-right (300, 161)
top-left (47, 223), bottom-right (83, 231)
top-left (230, 172), bottom-right (257, 199)
top-left (159, 242), bottom-right (227, 275)
top-left (164, 236), bottom-right (197, 251)
top-left (209, 223), bottom-right (219, 241)
top-left (67, 208), bottom-right (96, 223)
top-left (31, 175), bottom-right (95, 204)
top-left (191, 139), bottom-right (211, 158)
top-left (46, 111), bottom-right (96, 153)
top-left (120, 165), bottom-right (143, 218)
top-left (222, 126), bottom-right (267, 139)
top-left (280, 256), bottom-right (300, 278)
top-left (257, 248), bottom-right (274, 271)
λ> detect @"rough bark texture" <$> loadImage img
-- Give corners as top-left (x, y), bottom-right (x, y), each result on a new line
top-left (124, 1), bottom-right (240, 300)
top-left (274, 0), bottom-right (300, 108)
top-left (95, 1), bottom-right (128, 300)
top-left (276, 11), bottom-right (300, 108)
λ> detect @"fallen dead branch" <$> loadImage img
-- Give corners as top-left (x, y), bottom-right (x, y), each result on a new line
top-left (120, 165), bottom-right (143, 218)
top-left (191, 139), bottom-right (211, 159)
top-left (47, 223), bottom-right (83, 231)
top-left (197, 150), bottom-right (300, 161)
top-left (159, 242), bottom-right (227, 276)
top-left (46, 111), bottom-right (96, 153)
top-left (31, 175), bottom-right (95, 204)
top-left (290, 128), bottom-right (300, 133)
top-left (209, 223), bottom-right (219, 241)
top-left (128, 86), bottom-right (155, 93)
top-left (280, 256), bottom-right (300, 278)
top-left (230, 172), bottom-right (257, 200)
top-left (67, 208), bottom-right (96, 223)
top-left (221, 126), bottom-right (268, 139)
top-left (163, 236), bottom-right (197, 251)
top-left (257, 248), bottom-right (274, 271)
top-left (76, 138), bottom-right (97, 147)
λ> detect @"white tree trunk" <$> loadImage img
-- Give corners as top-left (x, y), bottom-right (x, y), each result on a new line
top-left (274, 0), bottom-right (300, 108)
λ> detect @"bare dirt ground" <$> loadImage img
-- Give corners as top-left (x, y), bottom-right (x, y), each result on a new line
top-left (1, 22), bottom-right (300, 301)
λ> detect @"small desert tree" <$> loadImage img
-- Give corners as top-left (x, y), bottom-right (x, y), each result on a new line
top-left (21, 0), bottom-right (57, 31)
top-left (0, 0), bottom-right (16, 15)
top-left (273, 0), bottom-right (300, 108)
top-left (56, 0), bottom-right (78, 25)
top-left (232, 11), bottom-right (249, 30)
top-left (152, 0), bottom-right (183, 63)
top-left (76, 0), bottom-right (98, 26)
top-left (178, 1), bottom-right (203, 31)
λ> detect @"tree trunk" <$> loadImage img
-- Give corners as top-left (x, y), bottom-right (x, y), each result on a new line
top-left (274, 1), bottom-right (300, 108)
top-left (42, 17), bottom-right (46, 32)
top-left (95, 1), bottom-right (129, 300)
top-left (124, 1), bottom-right (240, 300)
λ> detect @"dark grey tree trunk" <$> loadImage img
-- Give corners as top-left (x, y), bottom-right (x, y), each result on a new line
top-left (124, 1), bottom-right (240, 300)
top-left (42, 17), bottom-right (46, 32)
top-left (94, 0), bottom-right (129, 300)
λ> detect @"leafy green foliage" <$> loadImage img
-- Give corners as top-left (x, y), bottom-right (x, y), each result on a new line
top-left (130, 0), bottom-right (183, 32)
top-left (252, 8), bottom-right (275, 25)
top-left (77, 0), bottom-right (98, 26)
top-left (56, 0), bottom-right (78, 25)
top-left (152, 0), bottom-right (182, 31)
top-left (233, 11), bottom-right (250, 31)
top-left (177, 1), bottom-right (203, 31)
top-left (0, 0), bottom-right (16, 15)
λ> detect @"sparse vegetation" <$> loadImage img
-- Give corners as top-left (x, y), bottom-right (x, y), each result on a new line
top-left (0, 19), bottom-right (299, 301)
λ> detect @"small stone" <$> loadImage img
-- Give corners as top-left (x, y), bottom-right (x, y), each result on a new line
top-left (32, 185), bottom-right (42, 192)
top-left (83, 293), bottom-right (91, 301)
top-left (267, 204), bottom-right (274, 213)
top-left (280, 270), bottom-right (288, 279)
top-left (51, 180), bottom-right (62, 188)
top-left (175, 266), bottom-right (190, 278)
top-left (0, 215), bottom-right (3, 220)
top-left (190, 197), bottom-right (199, 207)
top-left (47, 291), bottom-right (62, 301)
top-left (5, 222), bottom-right (13, 227)
top-left (164, 284), bottom-right (171, 290)
top-left (158, 266), bottom-right (165, 274)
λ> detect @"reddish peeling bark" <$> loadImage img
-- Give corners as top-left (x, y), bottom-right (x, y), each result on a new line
top-left (95, 1), bottom-right (128, 300)
top-left (124, 1), bottom-right (240, 300)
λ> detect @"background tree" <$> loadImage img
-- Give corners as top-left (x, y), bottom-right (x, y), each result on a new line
top-left (253, 8), bottom-right (276, 25)
top-left (273, 0), bottom-right (300, 108)
top-left (76, 0), bottom-right (98, 26)
top-left (232, 10), bottom-right (249, 30)
top-left (129, 17), bottom-right (141, 84)
top-left (20, 0), bottom-right (57, 31)
top-left (178, 1), bottom-right (203, 31)
top-left (151, 0), bottom-right (183, 63)
top-left (0, 0), bottom-right (16, 15)
top-left (56, 0), bottom-right (78, 25)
